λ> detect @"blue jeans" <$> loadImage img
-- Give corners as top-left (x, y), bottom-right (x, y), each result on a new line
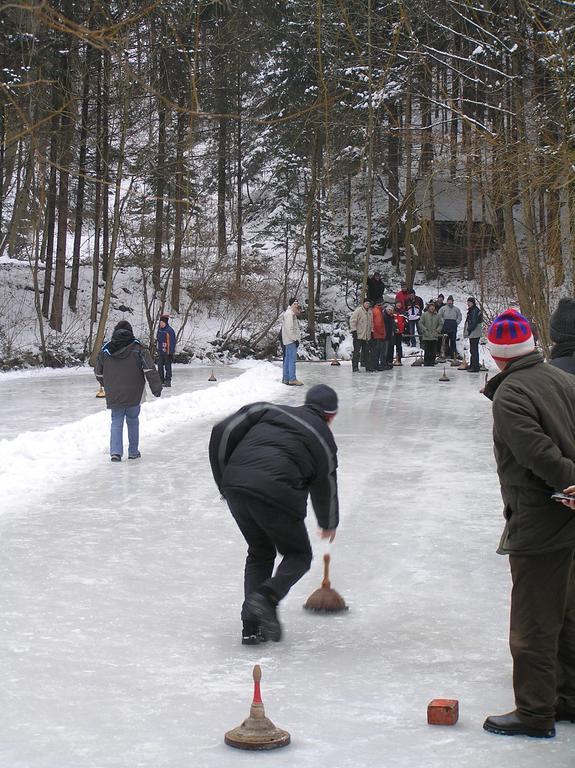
top-left (282, 342), bottom-right (297, 382)
top-left (110, 405), bottom-right (140, 457)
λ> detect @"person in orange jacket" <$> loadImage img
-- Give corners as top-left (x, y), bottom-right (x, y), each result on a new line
top-left (371, 301), bottom-right (392, 371)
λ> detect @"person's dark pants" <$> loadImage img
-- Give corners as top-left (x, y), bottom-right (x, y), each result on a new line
top-left (158, 354), bottom-right (173, 383)
top-left (408, 320), bottom-right (418, 347)
top-left (423, 339), bottom-right (436, 366)
top-left (395, 333), bottom-right (403, 361)
top-left (446, 331), bottom-right (457, 358)
top-left (374, 339), bottom-right (389, 370)
top-left (469, 337), bottom-right (480, 370)
top-left (509, 549), bottom-right (575, 723)
top-left (386, 335), bottom-right (395, 364)
top-left (352, 337), bottom-right (371, 371)
top-left (226, 491), bottom-right (313, 621)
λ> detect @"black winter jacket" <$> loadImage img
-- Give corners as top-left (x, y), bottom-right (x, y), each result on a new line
top-left (483, 351), bottom-right (575, 554)
top-left (95, 330), bottom-right (162, 408)
top-left (209, 401), bottom-right (339, 530)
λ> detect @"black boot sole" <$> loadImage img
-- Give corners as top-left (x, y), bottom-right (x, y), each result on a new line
top-left (483, 722), bottom-right (555, 738)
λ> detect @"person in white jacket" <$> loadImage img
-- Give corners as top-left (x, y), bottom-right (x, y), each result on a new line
top-left (281, 297), bottom-right (303, 385)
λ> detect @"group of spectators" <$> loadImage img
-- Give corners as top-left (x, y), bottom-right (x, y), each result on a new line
top-left (351, 272), bottom-right (484, 372)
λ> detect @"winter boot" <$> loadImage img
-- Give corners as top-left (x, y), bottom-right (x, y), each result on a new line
top-left (483, 710), bottom-right (555, 738)
top-left (241, 621), bottom-right (267, 646)
top-left (164, 381), bottom-right (171, 388)
top-left (111, 454), bottom-right (121, 462)
top-left (244, 591), bottom-right (282, 642)
top-left (128, 451), bottom-right (141, 460)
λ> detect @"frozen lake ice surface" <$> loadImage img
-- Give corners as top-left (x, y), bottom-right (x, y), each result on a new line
top-left (0, 359), bottom-right (573, 767)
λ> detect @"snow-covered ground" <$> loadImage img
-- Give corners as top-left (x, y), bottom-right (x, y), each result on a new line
top-left (0, 359), bottom-right (572, 768)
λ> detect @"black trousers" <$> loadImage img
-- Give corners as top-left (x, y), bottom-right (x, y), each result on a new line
top-left (158, 354), bottom-right (173, 383)
top-left (509, 549), bottom-right (575, 723)
top-left (352, 337), bottom-right (372, 371)
top-left (469, 337), bottom-right (480, 370)
top-left (226, 491), bottom-right (312, 621)
top-left (423, 339), bottom-right (436, 366)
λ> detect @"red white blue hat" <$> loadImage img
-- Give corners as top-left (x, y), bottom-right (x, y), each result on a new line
top-left (487, 308), bottom-right (535, 361)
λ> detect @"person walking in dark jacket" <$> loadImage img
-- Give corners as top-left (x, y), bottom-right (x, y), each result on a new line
top-left (464, 296), bottom-right (483, 371)
top-left (156, 314), bottom-right (177, 387)
top-left (95, 321), bottom-right (162, 461)
top-left (367, 272), bottom-right (385, 305)
top-left (481, 309), bottom-right (575, 739)
top-left (209, 384), bottom-right (339, 645)
top-left (549, 298), bottom-right (575, 375)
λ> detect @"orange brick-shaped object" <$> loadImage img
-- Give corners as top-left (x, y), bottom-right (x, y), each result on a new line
top-left (427, 699), bottom-right (459, 726)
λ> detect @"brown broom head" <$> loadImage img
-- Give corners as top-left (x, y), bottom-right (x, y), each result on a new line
top-left (303, 553), bottom-right (348, 613)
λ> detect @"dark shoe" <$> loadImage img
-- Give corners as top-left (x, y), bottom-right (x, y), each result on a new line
top-left (467, 367), bottom-right (480, 372)
top-left (164, 381), bottom-right (171, 388)
top-left (111, 454), bottom-right (121, 462)
top-left (555, 708), bottom-right (575, 723)
top-left (483, 710), bottom-right (555, 738)
top-left (128, 451), bottom-right (141, 460)
top-left (244, 592), bottom-right (282, 642)
top-left (241, 621), bottom-right (267, 646)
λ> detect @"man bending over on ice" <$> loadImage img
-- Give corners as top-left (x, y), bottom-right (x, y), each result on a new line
top-left (209, 384), bottom-right (339, 645)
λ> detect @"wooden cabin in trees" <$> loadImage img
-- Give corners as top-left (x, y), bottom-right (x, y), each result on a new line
top-left (414, 177), bottom-right (497, 276)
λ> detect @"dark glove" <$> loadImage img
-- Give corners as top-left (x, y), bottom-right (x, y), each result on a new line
top-left (168, 354), bottom-right (174, 361)
top-left (351, 331), bottom-right (357, 339)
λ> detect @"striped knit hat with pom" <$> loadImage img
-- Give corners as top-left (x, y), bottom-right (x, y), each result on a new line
top-left (487, 308), bottom-right (535, 361)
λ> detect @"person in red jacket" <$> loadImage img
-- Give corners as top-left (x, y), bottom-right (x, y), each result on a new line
top-left (393, 301), bottom-right (407, 365)
top-left (395, 282), bottom-right (411, 310)
top-left (371, 302), bottom-right (392, 371)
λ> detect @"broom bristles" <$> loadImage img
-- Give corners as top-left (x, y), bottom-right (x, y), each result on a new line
top-left (304, 586), bottom-right (348, 612)
top-left (303, 553), bottom-right (348, 612)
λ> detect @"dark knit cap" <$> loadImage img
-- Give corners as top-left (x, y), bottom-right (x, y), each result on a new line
top-left (550, 298), bottom-right (575, 342)
top-left (114, 320), bottom-right (133, 333)
top-left (305, 384), bottom-right (338, 414)
top-left (288, 296), bottom-right (298, 306)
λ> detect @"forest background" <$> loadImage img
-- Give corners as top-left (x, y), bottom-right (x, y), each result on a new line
top-left (0, 0), bottom-right (573, 368)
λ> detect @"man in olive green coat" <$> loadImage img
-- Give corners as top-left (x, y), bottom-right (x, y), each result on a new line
top-left (418, 303), bottom-right (443, 367)
top-left (482, 309), bottom-right (575, 739)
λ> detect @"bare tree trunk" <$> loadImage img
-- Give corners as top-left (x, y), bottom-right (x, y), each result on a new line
top-left (315, 141), bottom-right (323, 305)
top-left (90, 51), bottom-right (103, 334)
top-left (50, 45), bottom-right (74, 332)
top-left (172, 107), bottom-right (185, 312)
top-left (403, 92), bottom-right (416, 286)
top-left (362, 0), bottom-right (374, 295)
top-left (42, 117), bottom-right (58, 318)
top-left (0, 102), bottom-right (4, 239)
top-left (153, 98), bottom-right (166, 292)
top-left (90, 92), bottom-right (129, 366)
top-left (70, 44), bottom-right (91, 312)
top-left (216, 90), bottom-right (227, 259)
top-left (236, 60), bottom-right (243, 286)
top-left (387, 98), bottom-right (400, 269)
top-left (305, 130), bottom-right (322, 342)
top-left (101, 50), bottom-right (110, 281)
